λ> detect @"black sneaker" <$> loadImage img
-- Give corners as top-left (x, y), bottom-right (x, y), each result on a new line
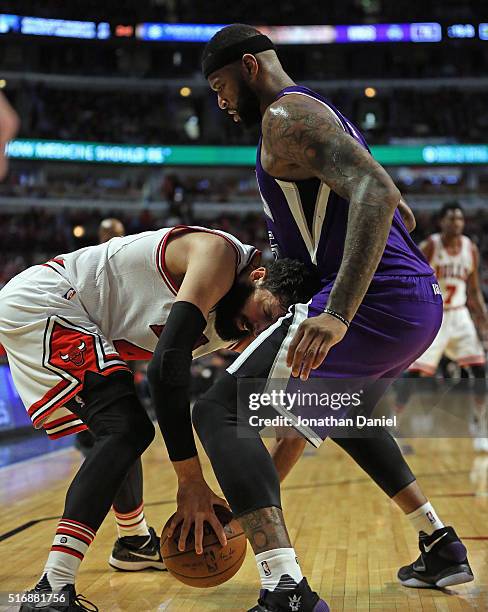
top-left (248, 577), bottom-right (329, 611)
top-left (19, 575), bottom-right (98, 611)
top-left (108, 526), bottom-right (166, 571)
top-left (398, 526), bottom-right (474, 588)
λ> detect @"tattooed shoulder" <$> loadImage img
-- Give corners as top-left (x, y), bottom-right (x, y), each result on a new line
top-left (261, 94), bottom-right (393, 200)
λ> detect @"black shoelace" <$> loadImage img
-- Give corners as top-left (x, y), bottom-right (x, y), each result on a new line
top-left (72, 593), bottom-right (99, 612)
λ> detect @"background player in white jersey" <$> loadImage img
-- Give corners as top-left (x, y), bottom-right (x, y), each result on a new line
top-left (400, 202), bottom-right (488, 450)
top-left (0, 224), bottom-right (319, 611)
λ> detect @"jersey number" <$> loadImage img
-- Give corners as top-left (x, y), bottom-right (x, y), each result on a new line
top-left (444, 284), bottom-right (457, 305)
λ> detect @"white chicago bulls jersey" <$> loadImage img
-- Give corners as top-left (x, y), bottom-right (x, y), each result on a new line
top-left (56, 225), bottom-right (257, 360)
top-left (427, 233), bottom-right (474, 309)
top-left (0, 225), bottom-right (258, 439)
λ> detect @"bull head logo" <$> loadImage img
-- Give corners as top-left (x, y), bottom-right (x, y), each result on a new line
top-left (60, 341), bottom-right (87, 366)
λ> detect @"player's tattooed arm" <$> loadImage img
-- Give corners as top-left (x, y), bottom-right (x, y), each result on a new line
top-left (466, 244), bottom-right (488, 336)
top-left (261, 95), bottom-right (400, 322)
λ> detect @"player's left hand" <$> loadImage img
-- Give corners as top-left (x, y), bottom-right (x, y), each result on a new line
top-left (286, 312), bottom-right (348, 381)
top-left (169, 480), bottom-right (230, 555)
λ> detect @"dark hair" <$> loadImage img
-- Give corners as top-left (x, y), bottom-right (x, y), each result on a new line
top-left (202, 24), bottom-right (263, 65)
top-left (439, 201), bottom-right (464, 220)
top-left (214, 258), bottom-right (321, 342)
top-left (261, 258), bottom-right (321, 307)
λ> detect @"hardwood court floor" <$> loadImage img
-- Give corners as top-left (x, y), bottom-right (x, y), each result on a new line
top-left (0, 432), bottom-right (487, 611)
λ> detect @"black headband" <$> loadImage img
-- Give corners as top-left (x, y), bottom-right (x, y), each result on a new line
top-left (202, 34), bottom-right (276, 79)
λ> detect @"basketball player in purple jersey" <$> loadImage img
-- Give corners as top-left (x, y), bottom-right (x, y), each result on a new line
top-left (161, 25), bottom-right (474, 611)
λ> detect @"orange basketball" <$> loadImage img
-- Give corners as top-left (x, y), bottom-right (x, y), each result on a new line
top-left (160, 505), bottom-right (247, 588)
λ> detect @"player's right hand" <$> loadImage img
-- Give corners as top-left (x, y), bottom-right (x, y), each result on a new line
top-left (168, 480), bottom-right (229, 554)
top-left (287, 312), bottom-right (348, 380)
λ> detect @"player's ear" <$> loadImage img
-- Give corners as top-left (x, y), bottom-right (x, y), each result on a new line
top-left (249, 267), bottom-right (267, 283)
top-left (241, 54), bottom-right (259, 80)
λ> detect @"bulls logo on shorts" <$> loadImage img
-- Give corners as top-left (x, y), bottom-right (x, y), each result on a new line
top-left (59, 340), bottom-right (87, 366)
top-left (25, 317), bottom-right (129, 433)
top-left (48, 324), bottom-right (99, 375)
top-left (44, 318), bottom-right (128, 381)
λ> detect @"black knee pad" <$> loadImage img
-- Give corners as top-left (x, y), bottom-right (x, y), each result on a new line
top-left (116, 404), bottom-right (155, 455)
top-left (72, 371), bottom-right (155, 455)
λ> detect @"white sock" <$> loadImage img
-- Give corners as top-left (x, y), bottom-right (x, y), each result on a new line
top-left (113, 503), bottom-right (150, 539)
top-left (42, 519), bottom-right (96, 590)
top-left (255, 547), bottom-right (303, 591)
top-left (407, 501), bottom-right (444, 535)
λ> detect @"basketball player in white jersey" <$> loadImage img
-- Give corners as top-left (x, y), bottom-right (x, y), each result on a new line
top-left (402, 202), bottom-right (488, 450)
top-left (0, 224), bottom-right (319, 611)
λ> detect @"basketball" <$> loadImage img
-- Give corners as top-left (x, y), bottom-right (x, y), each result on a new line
top-left (160, 505), bottom-right (247, 588)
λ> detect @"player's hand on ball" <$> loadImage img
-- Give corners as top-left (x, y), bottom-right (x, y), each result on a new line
top-left (168, 480), bottom-right (230, 555)
top-left (287, 312), bottom-right (348, 381)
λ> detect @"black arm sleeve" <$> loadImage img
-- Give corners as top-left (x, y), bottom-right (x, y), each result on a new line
top-left (146, 300), bottom-right (206, 462)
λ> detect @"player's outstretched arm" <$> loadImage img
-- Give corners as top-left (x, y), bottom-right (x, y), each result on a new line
top-left (261, 95), bottom-right (401, 379)
top-left (147, 234), bottom-right (237, 554)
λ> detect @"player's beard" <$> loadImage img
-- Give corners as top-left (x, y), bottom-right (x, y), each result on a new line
top-left (214, 280), bottom-right (255, 341)
top-left (236, 80), bottom-right (262, 127)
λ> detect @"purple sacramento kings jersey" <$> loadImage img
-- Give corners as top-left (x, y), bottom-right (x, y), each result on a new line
top-left (256, 86), bottom-right (433, 283)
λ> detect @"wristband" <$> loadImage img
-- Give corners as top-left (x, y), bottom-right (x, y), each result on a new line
top-left (323, 308), bottom-right (350, 328)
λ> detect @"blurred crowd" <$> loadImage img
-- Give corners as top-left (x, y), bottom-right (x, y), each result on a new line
top-left (0, 167), bottom-right (262, 203)
top-left (1, 206), bottom-right (488, 295)
top-left (0, 208), bottom-right (272, 289)
top-left (5, 85), bottom-right (488, 146)
top-left (1, 164), bottom-right (488, 208)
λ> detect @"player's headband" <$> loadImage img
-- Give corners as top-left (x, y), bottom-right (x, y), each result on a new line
top-left (202, 34), bottom-right (276, 79)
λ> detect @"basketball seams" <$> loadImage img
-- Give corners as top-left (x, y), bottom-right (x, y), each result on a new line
top-left (161, 530), bottom-right (244, 560)
top-left (164, 548), bottom-right (247, 581)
